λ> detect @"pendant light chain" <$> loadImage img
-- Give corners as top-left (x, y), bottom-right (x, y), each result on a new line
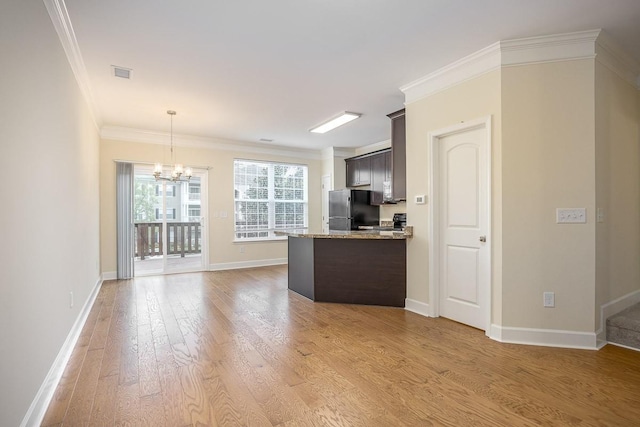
top-left (153, 110), bottom-right (192, 182)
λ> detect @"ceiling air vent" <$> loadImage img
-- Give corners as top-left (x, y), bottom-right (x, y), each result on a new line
top-left (112, 65), bottom-right (132, 79)
top-left (259, 138), bottom-right (274, 143)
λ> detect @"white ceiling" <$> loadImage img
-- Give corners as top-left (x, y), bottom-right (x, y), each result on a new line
top-left (62, 0), bottom-right (640, 151)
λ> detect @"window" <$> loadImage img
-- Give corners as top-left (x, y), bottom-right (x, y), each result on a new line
top-left (155, 184), bottom-right (175, 197)
top-left (188, 205), bottom-right (200, 222)
top-left (188, 184), bottom-right (201, 200)
top-left (155, 208), bottom-right (176, 220)
top-left (234, 159), bottom-right (308, 240)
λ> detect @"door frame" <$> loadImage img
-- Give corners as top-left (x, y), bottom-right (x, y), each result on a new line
top-left (427, 116), bottom-right (492, 334)
top-left (132, 164), bottom-right (209, 276)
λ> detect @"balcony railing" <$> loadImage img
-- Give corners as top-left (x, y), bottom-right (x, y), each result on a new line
top-left (135, 222), bottom-right (201, 260)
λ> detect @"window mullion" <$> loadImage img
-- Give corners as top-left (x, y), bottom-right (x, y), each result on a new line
top-left (268, 164), bottom-right (275, 232)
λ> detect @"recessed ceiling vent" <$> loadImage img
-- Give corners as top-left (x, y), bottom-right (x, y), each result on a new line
top-left (259, 138), bottom-right (274, 143)
top-left (111, 65), bottom-right (132, 79)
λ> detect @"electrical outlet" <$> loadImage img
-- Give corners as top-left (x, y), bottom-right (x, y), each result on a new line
top-left (543, 292), bottom-right (555, 308)
top-left (239, 246), bottom-right (245, 253)
top-left (597, 208), bottom-right (605, 223)
top-left (556, 208), bottom-right (586, 224)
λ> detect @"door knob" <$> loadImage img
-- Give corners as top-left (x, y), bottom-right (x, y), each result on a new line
top-left (479, 236), bottom-right (486, 242)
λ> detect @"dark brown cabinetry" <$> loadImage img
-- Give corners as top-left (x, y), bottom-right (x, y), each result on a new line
top-left (345, 156), bottom-right (371, 187)
top-left (388, 109), bottom-right (406, 200)
top-left (370, 149), bottom-right (392, 205)
top-left (288, 236), bottom-right (406, 307)
top-left (345, 108), bottom-right (405, 200)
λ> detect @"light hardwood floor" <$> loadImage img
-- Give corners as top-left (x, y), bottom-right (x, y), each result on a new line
top-left (43, 265), bottom-right (640, 426)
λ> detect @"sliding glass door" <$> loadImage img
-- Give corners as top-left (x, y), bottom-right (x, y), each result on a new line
top-left (133, 164), bottom-right (207, 276)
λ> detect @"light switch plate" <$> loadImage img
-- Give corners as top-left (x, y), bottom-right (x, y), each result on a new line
top-left (556, 208), bottom-right (586, 224)
top-left (543, 291), bottom-right (555, 308)
top-left (415, 195), bottom-right (427, 205)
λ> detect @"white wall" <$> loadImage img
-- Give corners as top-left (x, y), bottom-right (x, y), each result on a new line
top-left (0, 1), bottom-right (101, 425)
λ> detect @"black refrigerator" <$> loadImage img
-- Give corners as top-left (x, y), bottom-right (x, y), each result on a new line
top-left (328, 189), bottom-right (379, 230)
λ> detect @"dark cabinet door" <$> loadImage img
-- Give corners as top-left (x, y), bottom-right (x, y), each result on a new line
top-left (389, 109), bottom-right (406, 200)
top-left (384, 150), bottom-right (392, 182)
top-left (356, 156), bottom-right (371, 185)
top-left (370, 150), bottom-right (390, 205)
top-left (346, 158), bottom-right (358, 187)
top-left (345, 156), bottom-right (372, 187)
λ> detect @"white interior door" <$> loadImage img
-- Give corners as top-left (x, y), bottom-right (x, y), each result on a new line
top-left (433, 119), bottom-right (490, 331)
top-left (321, 174), bottom-right (331, 233)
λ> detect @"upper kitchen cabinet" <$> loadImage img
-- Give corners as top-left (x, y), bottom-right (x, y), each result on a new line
top-left (387, 109), bottom-right (406, 200)
top-left (345, 156), bottom-right (371, 187)
top-left (370, 149), bottom-right (391, 205)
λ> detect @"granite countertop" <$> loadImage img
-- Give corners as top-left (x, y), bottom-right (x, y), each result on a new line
top-left (275, 226), bottom-right (413, 240)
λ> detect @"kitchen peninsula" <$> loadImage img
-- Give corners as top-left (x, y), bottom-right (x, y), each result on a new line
top-left (277, 228), bottom-right (411, 307)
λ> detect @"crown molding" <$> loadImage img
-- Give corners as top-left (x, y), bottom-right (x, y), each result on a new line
top-left (500, 29), bottom-right (600, 67)
top-left (355, 139), bottom-right (391, 156)
top-left (400, 29), bottom-right (636, 104)
top-left (332, 148), bottom-right (357, 158)
top-left (100, 126), bottom-right (323, 160)
top-left (595, 31), bottom-right (640, 89)
top-left (320, 147), bottom-right (356, 160)
top-left (43, 0), bottom-right (101, 128)
top-left (401, 42), bottom-right (502, 104)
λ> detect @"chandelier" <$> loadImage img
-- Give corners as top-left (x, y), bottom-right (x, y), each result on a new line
top-left (153, 110), bottom-right (192, 182)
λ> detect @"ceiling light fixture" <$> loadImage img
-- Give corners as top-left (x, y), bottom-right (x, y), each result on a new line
top-left (309, 111), bottom-right (361, 134)
top-left (153, 110), bottom-right (192, 182)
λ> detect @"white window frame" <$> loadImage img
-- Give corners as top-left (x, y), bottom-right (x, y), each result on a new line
top-left (233, 159), bottom-right (309, 241)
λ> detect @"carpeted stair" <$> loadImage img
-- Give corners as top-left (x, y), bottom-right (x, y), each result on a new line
top-left (607, 303), bottom-right (640, 350)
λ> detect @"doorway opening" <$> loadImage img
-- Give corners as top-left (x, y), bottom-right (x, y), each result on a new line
top-left (133, 164), bottom-right (208, 276)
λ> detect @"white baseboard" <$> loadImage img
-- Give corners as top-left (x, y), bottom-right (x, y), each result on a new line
top-left (597, 289), bottom-right (640, 343)
top-left (404, 298), bottom-right (432, 317)
top-left (101, 271), bottom-right (117, 280)
top-left (21, 276), bottom-right (103, 427)
top-left (209, 258), bottom-right (287, 271)
top-left (606, 341), bottom-right (640, 352)
top-left (489, 324), bottom-right (598, 350)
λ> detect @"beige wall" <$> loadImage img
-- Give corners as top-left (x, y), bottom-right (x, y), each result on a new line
top-left (0, 1), bottom-right (101, 425)
top-left (404, 49), bottom-right (640, 337)
top-left (332, 152), bottom-right (350, 191)
top-left (380, 202), bottom-right (408, 222)
top-left (404, 70), bottom-right (503, 322)
top-left (403, 57), bottom-right (638, 335)
top-left (321, 147), bottom-right (334, 187)
top-left (595, 62), bottom-right (640, 329)
top-left (502, 59), bottom-right (596, 332)
top-left (100, 139), bottom-right (322, 273)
